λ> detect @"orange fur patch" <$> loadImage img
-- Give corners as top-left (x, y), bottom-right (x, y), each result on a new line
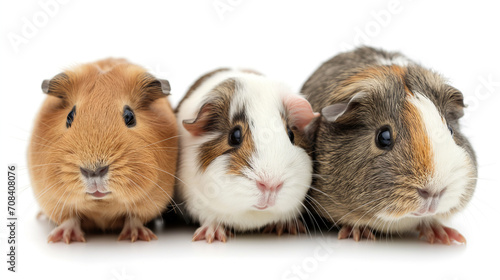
top-left (402, 100), bottom-right (434, 180)
top-left (336, 65), bottom-right (411, 100)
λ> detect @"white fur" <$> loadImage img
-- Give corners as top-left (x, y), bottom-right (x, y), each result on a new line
top-left (410, 93), bottom-right (473, 213)
top-left (375, 92), bottom-right (475, 232)
top-left (177, 70), bottom-right (312, 231)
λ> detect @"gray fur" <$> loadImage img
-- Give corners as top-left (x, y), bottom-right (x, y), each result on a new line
top-left (301, 46), bottom-right (477, 234)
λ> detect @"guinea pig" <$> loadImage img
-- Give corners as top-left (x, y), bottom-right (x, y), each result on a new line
top-left (28, 58), bottom-right (178, 243)
top-left (176, 69), bottom-right (319, 242)
top-left (301, 47), bottom-right (477, 244)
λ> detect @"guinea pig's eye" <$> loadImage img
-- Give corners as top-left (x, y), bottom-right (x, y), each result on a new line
top-left (123, 106), bottom-right (136, 128)
top-left (375, 125), bottom-right (393, 150)
top-left (66, 106), bottom-right (76, 128)
top-left (447, 123), bottom-right (454, 136)
top-left (228, 126), bottom-right (243, 147)
top-left (287, 126), bottom-right (294, 144)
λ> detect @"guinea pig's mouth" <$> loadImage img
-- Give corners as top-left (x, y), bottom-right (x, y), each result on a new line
top-left (409, 209), bottom-right (438, 217)
top-left (87, 190), bottom-right (111, 199)
top-left (252, 204), bottom-right (270, 210)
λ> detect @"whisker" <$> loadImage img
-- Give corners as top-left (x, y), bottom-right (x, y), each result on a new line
top-left (126, 175), bottom-right (165, 223)
top-left (128, 135), bottom-right (182, 153)
top-left (295, 198), bottom-right (323, 238)
top-left (293, 204), bottom-right (312, 238)
top-left (129, 170), bottom-right (183, 216)
top-left (57, 188), bottom-right (74, 223)
top-left (333, 196), bottom-right (387, 230)
top-left (305, 194), bottom-right (334, 226)
top-left (49, 186), bottom-right (70, 224)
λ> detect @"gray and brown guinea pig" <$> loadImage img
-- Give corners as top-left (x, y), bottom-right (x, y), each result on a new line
top-left (301, 47), bottom-right (477, 244)
top-left (28, 58), bottom-right (178, 243)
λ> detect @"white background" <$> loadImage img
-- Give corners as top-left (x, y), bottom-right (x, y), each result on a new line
top-left (1, 0), bottom-right (499, 280)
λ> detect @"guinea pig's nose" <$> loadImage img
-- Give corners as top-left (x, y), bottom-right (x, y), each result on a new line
top-left (257, 181), bottom-right (283, 192)
top-left (417, 189), bottom-right (431, 199)
top-left (80, 165), bottom-right (109, 178)
top-left (417, 188), bottom-right (445, 199)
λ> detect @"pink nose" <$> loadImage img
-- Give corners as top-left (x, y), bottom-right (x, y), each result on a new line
top-left (257, 181), bottom-right (283, 192)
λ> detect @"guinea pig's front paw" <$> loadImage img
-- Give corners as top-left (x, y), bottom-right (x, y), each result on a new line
top-left (47, 218), bottom-right (86, 244)
top-left (118, 217), bottom-right (158, 242)
top-left (192, 223), bottom-right (233, 243)
top-left (262, 220), bottom-right (307, 236)
top-left (417, 222), bottom-right (466, 245)
top-left (338, 225), bottom-right (376, 242)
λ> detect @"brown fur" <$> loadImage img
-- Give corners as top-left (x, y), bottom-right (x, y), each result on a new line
top-left (189, 78), bottom-right (257, 175)
top-left (28, 58), bottom-right (178, 230)
top-left (227, 122), bottom-right (255, 175)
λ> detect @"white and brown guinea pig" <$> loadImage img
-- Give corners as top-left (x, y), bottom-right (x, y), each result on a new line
top-left (301, 47), bottom-right (477, 244)
top-left (28, 58), bottom-right (178, 243)
top-left (176, 69), bottom-right (319, 242)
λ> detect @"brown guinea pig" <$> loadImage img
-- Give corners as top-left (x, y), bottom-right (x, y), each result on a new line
top-left (28, 58), bottom-right (178, 243)
top-left (301, 47), bottom-right (477, 244)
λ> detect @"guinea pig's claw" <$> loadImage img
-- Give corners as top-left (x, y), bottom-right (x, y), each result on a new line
top-left (338, 225), bottom-right (376, 241)
top-left (262, 220), bottom-right (307, 236)
top-left (418, 223), bottom-right (466, 245)
top-left (118, 218), bottom-right (158, 242)
top-left (276, 223), bottom-right (285, 236)
top-left (118, 226), bottom-right (157, 242)
top-left (47, 218), bottom-right (86, 244)
top-left (444, 227), bottom-right (466, 244)
top-left (192, 224), bottom-right (230, 243)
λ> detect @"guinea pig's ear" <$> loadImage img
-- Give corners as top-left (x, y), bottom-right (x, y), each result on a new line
top-left (284, 95), bottom-right (320, 131)
top-left (151, 78), bottom-right (171, 95)
top-left (321, 91), bottom-right (367, 122)
top-left (445, 87), bottom-right (465, 120)
top-left (321, 103), bottom-right (349, 122)
top-left (41, 72), bottom-right (69, 99)
top-left (139, 74), bottom-right (171, 106)
top-left (182, 103), bottom-right (214, 137)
